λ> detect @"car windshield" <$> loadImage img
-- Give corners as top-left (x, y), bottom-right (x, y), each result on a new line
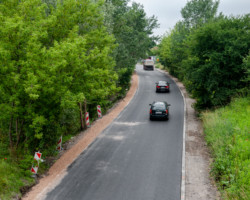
top-left (153, 102), bottom-right (165, 109)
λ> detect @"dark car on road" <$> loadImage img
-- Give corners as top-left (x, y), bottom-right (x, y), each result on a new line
top-left (155, 81), bottom-right (170, 93)
top-left (149, 101), bottom-right (171, 120)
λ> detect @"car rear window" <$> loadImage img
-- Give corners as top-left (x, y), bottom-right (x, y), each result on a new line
top-left (153, 102), bottom-right (165, 109)
top-left (158, 81), bottom-right (167, 86)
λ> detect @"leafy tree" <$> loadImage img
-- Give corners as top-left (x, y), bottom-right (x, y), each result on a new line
top-left (158, 21), bottom-right (189, 79)
top-left (0, 0), bottom-right (118, 153)
top-left (158, 0), bottom-right (219, 80)
top-left (181, 0), bottom-right (219, 29)
top-left (0, 0), bottom-right (158, 197)
top-left (0, 0), bottom-right (50, 151)
top-left (239, 51), bottom-right (250, 95)
top-left (184, 15), bottom-right (250, 108)
top-left (105, 0), bottom-right (159, 90)
top-left (0, 0), bottom-right (158, 154)
top-left (158, 0), bottom-right (249, 110)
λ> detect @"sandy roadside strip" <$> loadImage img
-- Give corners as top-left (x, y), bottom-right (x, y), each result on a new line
top-left (157, 68), bottom-right (219, 200)
top-left (23, 72), bottom-right (138, 200)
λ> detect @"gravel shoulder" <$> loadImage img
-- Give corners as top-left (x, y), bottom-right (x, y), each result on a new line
top-left (22, 69), bottom-right (219, 200)
top-left (160, 69), bottom-right (220, 200)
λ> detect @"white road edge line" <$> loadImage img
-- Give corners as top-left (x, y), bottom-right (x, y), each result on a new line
top-left (180, 83), bottom-right (186, 200)
top-left (156, 68), bottom-right (186, 200)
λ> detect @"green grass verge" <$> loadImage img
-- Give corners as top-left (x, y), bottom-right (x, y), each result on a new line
top-left (155, 62), bottom-right (165, 70)
top-left (202, 96), bottom-right (250, 199)
top-left (0, 139), bottom-right (52, 199)
top-left (0, 158), bottom-right (35, 200)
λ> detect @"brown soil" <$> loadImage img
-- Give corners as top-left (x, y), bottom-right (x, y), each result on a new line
top-left (22, 68), bottom-right (220, 200)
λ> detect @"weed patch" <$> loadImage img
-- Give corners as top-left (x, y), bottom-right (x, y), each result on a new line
top-left (0, 159), bottom-right (34, 200)
top-left (202, 97), bottom-right (250, 199)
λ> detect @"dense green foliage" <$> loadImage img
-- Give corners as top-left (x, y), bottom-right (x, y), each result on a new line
top-left (158, 0), bottom-right (249, 109)
top-left (0, 0), bottom-right (118, 153)
top-left (181, 0), bottom-right (219, 28)
top-left (157, 1), bottom-right (250, 198)
top-left (0, 0), bottom-right (158, 198)
top-left (184, 16), bottom-right (250, 108)
top-left (105, 0), bottom-right (159, 90)
top-left (202, 97), bottom-right (250, 199)
top-left (158, 21), bottom-right (188, 78)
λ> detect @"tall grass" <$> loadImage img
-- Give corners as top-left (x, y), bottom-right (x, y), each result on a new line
top-left (202, 97), bottom-right (250, 199)
top-left (0, 158), bottom-right (34, 199)
top-left (0, 141), bottom-right (35, 199)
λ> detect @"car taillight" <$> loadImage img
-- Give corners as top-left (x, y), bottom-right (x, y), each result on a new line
top-left (150, 109), bottom-right (152, 114)
top-left (165, 86), bottom-right (169, 88)
top-left (166, 109), bottom-right (168, 114)
top-left (156, 86), bottom-right (160, 88)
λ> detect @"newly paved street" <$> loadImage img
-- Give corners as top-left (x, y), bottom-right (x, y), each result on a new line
top-left (46, 65), bottom-right (184, 200)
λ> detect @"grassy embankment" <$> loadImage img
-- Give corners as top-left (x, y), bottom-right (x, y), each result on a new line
top-left (0, 141), bottom-right (33, 199)
top-left (0, 92), bottom-right (128, 199)
top-left (202, 96), bottom-right (250, 199)
top-left (0, 159), bottom-right (34, 199)
top-left (0, 134), bottom-right (76, 199)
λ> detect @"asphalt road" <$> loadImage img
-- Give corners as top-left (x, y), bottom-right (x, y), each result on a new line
top-left (46, 65), bottom-right (184, 200)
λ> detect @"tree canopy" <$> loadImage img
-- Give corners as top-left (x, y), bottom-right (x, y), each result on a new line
top-left (0, 0), bottom-right (121, 152)
top-left (0, 0), bottom-right (158, 155)
top-left (181, 0), bottom-right (219, 28)
top-left (106, 0), bottom-right (159, 89)
top-left (158, 0), bottom-right (249, 109)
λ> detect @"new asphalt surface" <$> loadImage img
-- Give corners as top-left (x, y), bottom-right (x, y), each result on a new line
top-left (45, 65), bottom-right (184, 200)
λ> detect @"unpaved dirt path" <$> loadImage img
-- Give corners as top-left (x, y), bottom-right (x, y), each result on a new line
top-left (23, 68), bottom-right (219, 200)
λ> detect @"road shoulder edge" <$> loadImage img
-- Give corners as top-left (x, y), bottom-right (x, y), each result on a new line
top-left (156, 67), bottom-right (219, 200)
top-left (23, 71), bottom-right (139, 200)
top-left (156, 68), bottom-right (186, 200)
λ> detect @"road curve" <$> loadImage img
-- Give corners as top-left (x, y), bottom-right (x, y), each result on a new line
top-left (45, 64), bottom-right (184, 200)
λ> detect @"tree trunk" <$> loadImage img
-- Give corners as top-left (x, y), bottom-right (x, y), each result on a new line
top-left (16, 119), bottom-right (24, 148)
top-left (15, 118), bottom-right (18, 149)
top-left (84, 100), bottom-right (87, 128)
top-left (9, 116), bottom-right (13, 149)
top-left (79, 102), bottom-right (84, 130)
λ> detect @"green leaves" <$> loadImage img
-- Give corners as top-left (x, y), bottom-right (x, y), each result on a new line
top-left (107, 0), bottom-right (159, 89)
top-left (24, 73), bottom-right (41, 100)
top-left (0, 0), bottom-right (119, 152)
top-left (184, 16), bottom-right (250, 108)
top-left (0, 7), bottom-right (158, 195)
top-left (30, 115), bottom-right (47, 139)
top-left (159, 4), bottom-right (249, 109)
top-left (181, 0), bottom-right (219, 29)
